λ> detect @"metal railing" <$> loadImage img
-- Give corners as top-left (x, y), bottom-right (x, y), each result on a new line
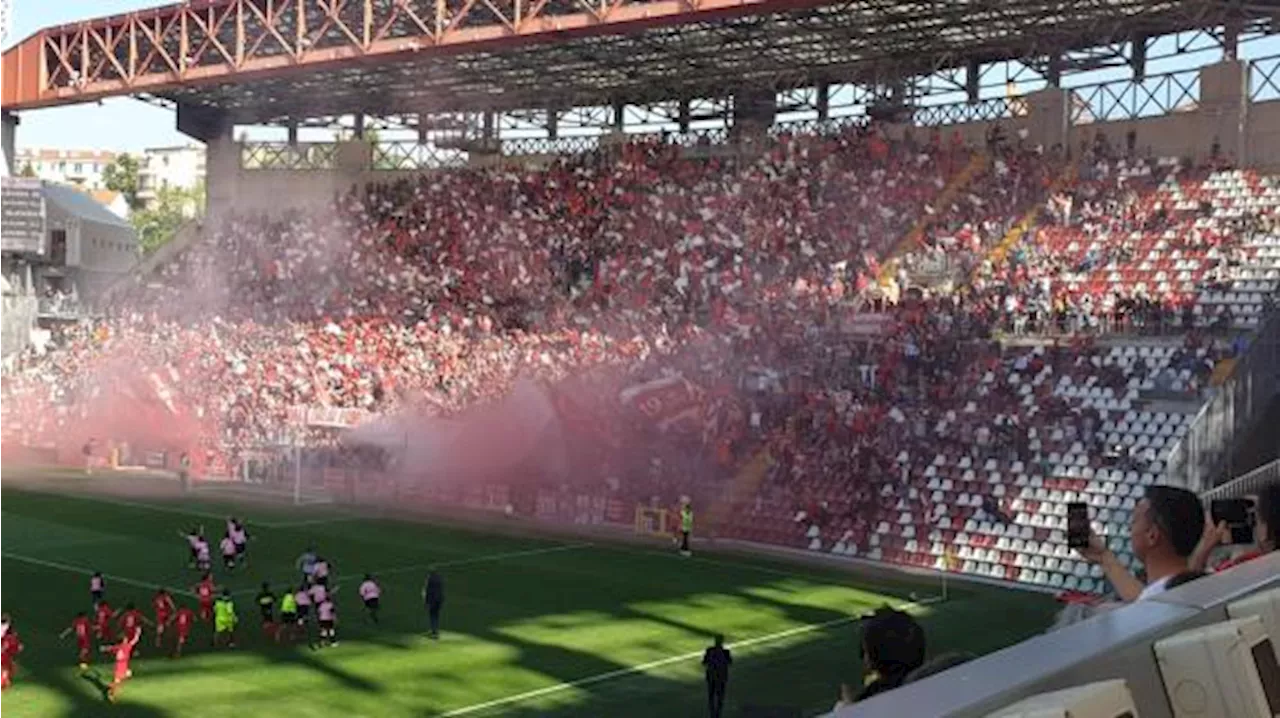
top-left (1201, 458), bottom-right (1280, 500)
top-left (1165, 312), bottom-right (1280, 493)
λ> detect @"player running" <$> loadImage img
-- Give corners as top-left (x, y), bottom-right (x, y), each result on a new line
top-left (212, 590), bottom-right (238, 649)
top-left (1, 626), bottom-right (24, 691)
top-left (316, 598), bottom-right (338, 648)
top-left (90, 571), bottom-right (106, 608)
top-left (152, 588), bottom-right (176, 648)
top-left (228, 517), bottom-right (250, 567)
top-left (59, 612), bottom-right (94, 668)
top-left (312, 556), bottom-right (331, 587)
top-left (255, 582), bottom-right (278, 642)
top-left (358, 574), bottom-right (381, 624)
top-left (278, 588), bottom-right (298, 645)
top-left (116, 603), bottom-right (152, 656)
top-left (219, 533), bottom-right (238, 571)
top-left (94, 600), bottom-right (116, 643)
top-left (297, 546), bottom-right (318, 583)
top-left (103, 628), bottom-right (139, 702)
top-left (293, 583), bottom-right (314, 647)
top-left (192, 573), bottom-right (217, 623)
top-left (178, 526), bottom-right (204, 568)
top-left (172, 605), bottom-right (196, 658)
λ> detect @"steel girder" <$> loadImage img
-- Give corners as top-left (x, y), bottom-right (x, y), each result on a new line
top-left (1, 0), bottom-right (1274, 122)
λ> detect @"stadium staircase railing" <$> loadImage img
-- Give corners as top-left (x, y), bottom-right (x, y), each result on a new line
top-left (878, 152), bottom-right (990, 284)
top-left (1201, 457), bottom-right (1280, 501)
top-left (976, 158), bottom-right (1078, 275)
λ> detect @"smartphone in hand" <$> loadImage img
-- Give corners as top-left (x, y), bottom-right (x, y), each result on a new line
top-left (1067, 502), bottom-right (1090, 549)
top-left (1210, 498), bottom-right (1255, 545)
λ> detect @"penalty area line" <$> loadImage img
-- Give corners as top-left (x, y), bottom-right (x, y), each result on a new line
top-left (440, 595), bottom-right (946, 717)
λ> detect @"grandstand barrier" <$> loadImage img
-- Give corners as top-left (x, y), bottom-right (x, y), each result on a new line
top-left (1167, 311), bottom-right (1280, 493)
top-left (1202, 458), bottom-right (1280, 501)
top-left (831, 551), bottom-right (1280, 718)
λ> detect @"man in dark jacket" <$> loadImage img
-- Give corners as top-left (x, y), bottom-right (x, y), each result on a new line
top-left (702, 634), bottom-right (732, 718)
top-left (423, 570), bottom-right (444, 639)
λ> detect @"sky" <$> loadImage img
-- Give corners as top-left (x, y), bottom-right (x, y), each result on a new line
top-left (5, 1), bottom-right (192, 152)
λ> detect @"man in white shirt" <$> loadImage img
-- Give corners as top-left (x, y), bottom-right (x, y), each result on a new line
top-left (1079, 485), bottom-right (1204, 602)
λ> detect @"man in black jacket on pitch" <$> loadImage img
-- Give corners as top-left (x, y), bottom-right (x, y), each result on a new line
top-left (702, 634), bottom-right (732, 718)
top-left (423, 570), bottom-right (444, 639)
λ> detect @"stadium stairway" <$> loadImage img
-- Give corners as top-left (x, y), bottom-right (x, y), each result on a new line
top-left (977, 158), bottom-right (1078, 275)
top-left (707, 447), bottom-right (774, 537)
top-left (101, 218), bottom-right (205, 302)
top-left (879, 151), bottom-right (989, 284)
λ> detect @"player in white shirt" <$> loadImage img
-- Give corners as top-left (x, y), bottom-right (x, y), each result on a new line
top-left (307, 581), bottom-right (327, 607)
top-left (312, 557), bottom-right (330, 587)
top-left (178, 526), bottom-right (204, 569)
top-left (194, 538), bottom-right (212, 573)
top-left (227, 517), bottom-right (249, 566)
top-left (293, 584), bottom-right (313, 647)
top-left (219, 535), bottom-right (238, 570)
top-left (358, 575), bottom-right (381, 624)
top-left (316, 599), bottom-right (338, 647)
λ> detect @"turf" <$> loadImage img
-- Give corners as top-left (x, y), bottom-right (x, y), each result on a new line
top-left (0, 473), bottom-right (1058, 717)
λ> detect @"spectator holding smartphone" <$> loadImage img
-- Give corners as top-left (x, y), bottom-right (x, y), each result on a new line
top-left (1077, 485), bottom-right (1204, 602)
top-left (1191, 483), bottom-right (1278, 573)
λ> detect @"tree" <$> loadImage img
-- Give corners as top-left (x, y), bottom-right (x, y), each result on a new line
top-left (103, 153), bottom-right (142, 210)
top-left (132, 182), bottom-right (205, 255)
top-left (18, 162), bottom-right (36, 178)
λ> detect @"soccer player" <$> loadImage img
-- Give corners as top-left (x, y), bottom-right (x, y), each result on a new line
top-left (358, 574), bottom-right (381, 624)
top-left (194, 535), bottom-right (212, 573)
top-left (255, 582), bottom-right (278, 641)
top-left (219, 532), bottom-right (238, 571)
top-left (116, 603), bottom-right (152, 654)
top-left (193, 573), bottom-right (217, 623)
top-left (308, 577), bottom-right (328, 609)
top-left (172, 605), bottom-right (196, 658)
top-left (678, 501), bottom-right (694, 557)
top-left (296, 546), bottom-right (318, 583)
top-left (152, 588), bottom-right (176, 648)
top-left (312, 556), bottom-right (331, 587)
top-left (94, 600), bottom-right (116, 642)
top-left (179, 526), bottom-right (204, 568)
top-left (90, 571), bottom-right (106, 607)
top-left (213, 590), bottom-right (238, 649)
top-left (293, 583), bottom-right (314, 647)
top-left (278, 588), bottom-right (298, 645)
top-left (1, 627), bottom-right (24, 691)
top-left (228, 517), bottom-right (250, 567)
top-left (316, 598), bottom-right (338, 648)
top-left (60, 611), bottom-right (93, 668)
top-left (103, 628), bottom-right (139, 702)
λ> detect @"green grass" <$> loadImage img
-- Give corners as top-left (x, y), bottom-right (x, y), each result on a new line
top-left (0, 473), bottom-right (1058, 717)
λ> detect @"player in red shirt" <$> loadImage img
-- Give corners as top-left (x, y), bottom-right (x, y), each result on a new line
top-left (152, 588), bottom-right (176, 648)
top-left (0, 619), bottom-right (22, 696)
top-left (192, 574), bottom-right (217, 623)
top-left (172, 605), bottom-right (196, 658)
top-left (115, 603), bottom-right (152, 653)
top-left (59, 612), bottom-right (94, 668)
top-left (103, 629), bottom-right (139, 702)
top-left (94, 600), bottom-right (116, 643)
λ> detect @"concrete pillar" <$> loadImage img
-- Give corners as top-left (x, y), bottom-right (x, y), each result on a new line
top-left (177, 103), bottom-right (234, 218)
top-left (352, 114), bottom-right (365, 140)
top-left (816, 83), bottom-right (830, 122)
top-left (547, 109), bottom-right (558, 141)
top-left (678, 99), bottom-right (691, 134)
top-left (287, 120), bottom-right (299, 146)
top-left (733, 88), bottom-right (776, 142)
top-left (1025, 87), bottom-right (1070, 152)
top-left (966, 59), bottom-right (980, 103)
top-left (1199, 60), bottom-right (1248, 165)
top-left (2, 111), bottom-right (19, 176)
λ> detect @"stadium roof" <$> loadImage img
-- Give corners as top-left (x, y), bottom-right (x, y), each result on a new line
top-left (1, 0), bottom-right (1273, 123)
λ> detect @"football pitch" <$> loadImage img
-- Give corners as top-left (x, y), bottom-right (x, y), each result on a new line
top-left (1, 472), bottom-right (1058, 717)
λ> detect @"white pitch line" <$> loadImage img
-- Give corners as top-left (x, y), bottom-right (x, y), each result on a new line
top-left (440, 595), bottom-right (946, 717)
top-left (228, 542), bottom-right (597, 597)
top-left (2, 552), bottom-right (197, 599)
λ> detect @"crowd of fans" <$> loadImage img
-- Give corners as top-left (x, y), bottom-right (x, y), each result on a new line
top-left (2, 123), bottom-right (1275, 589)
